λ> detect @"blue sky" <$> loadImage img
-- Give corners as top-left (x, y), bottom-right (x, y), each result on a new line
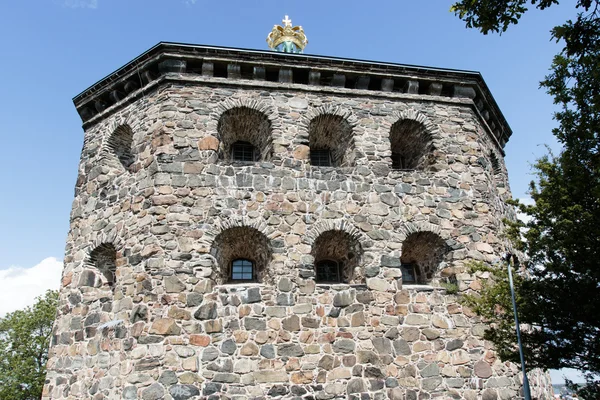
top-left (0, 0), bottom-right (581, 384)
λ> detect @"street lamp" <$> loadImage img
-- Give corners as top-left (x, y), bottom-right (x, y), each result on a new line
top-left (505, 253), bottom-right (532, 400)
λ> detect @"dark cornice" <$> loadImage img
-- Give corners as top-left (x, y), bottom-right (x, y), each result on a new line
top-left (73, 42), bottom-right (512, 150)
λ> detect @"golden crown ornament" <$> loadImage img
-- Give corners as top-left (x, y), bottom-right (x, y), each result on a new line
top-left (266, 15), bottom-right (308, 54)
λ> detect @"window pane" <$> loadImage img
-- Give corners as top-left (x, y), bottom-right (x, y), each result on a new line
top-left (391, 152), bottom-right (405, 170)
top-left (311, 149), bottom-right (332, 167)
top-left (232, 142), bottom-right (255, 162)
top-left (232, 259), bottom-right (254, 281)
top-left (316, 260), bottom-right (340, 282)
top-left (401, 263), bottom-right (417, 283)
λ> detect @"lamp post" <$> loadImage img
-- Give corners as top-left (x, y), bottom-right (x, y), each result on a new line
top-left (505, 253), bottom-right (532, 400)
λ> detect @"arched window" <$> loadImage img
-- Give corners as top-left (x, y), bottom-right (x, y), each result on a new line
top-left (89, 243), bottom-right (118, 288)
top-left (309, 114), bottom-right (355, 167)
top-left (389, 119), bottom-right (432, 170)
top-left (315, 259), bottom-right (342, 283)
top-left (231, 258), bottom-right (255, 281)
top-left (312, 230), bottom-right (363, 283)
top-left (489, 151), bottom-right (502, 175)
top-left (106, 124), bottom-right (134, 171)
top-left (210, 226), bottom-right (272, 284)
top-left (217, 107), bottom-right (272, 163)
top-left (231, 141), bottom-right (256, 162)
top-left (400, 232), bottom-right (447, 284)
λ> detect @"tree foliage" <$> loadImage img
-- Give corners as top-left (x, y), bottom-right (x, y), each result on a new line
top-left (453, 0), bottom-right (600, 397)
top-left (0, 290), bottom-right (58, 400)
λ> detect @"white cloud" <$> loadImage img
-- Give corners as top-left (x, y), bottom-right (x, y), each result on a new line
top-left (0, 257), bottom-right (63, 317)
top-left (183, 0), bottom-right (197, 4)
top-left (61, 0), bottom-right (98, 9)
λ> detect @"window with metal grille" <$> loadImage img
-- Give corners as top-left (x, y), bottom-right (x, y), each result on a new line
top-left (231, 259), bottom-right (254, 281)
top-left (315, 260), bottom-right (342, 283)
top-left (401, 263), bottom-right (418, 284)
top-left (310, 149), bottom-right (332, 166)
top-left (391, 152), bottom-right (407, 170)
top-left (231, 141), bottom-right (255, 162)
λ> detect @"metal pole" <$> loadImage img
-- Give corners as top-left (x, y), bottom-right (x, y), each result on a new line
top-left (506, 254), bottom-right (532, 400)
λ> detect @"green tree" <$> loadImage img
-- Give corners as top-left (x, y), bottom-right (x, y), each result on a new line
top-left (0, 290), bottom-right (59, 400)
top-left (452, 1), bottom-right (600, 397)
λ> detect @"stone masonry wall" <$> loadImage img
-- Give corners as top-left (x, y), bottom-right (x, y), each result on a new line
top-left (44, 79), bottom-right (554, 399)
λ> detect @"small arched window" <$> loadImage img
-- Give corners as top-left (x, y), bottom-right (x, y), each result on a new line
top-left (315, 259), bottom-right (342, 283)
top-left (312, 230), bottom-right (363, 284)
top-left (401, 232), bottom-right (447, 284)
top-left (89, 243), bottom-right (118, 288)
top-left (489, 151), bottom-right (502, 175)
top-left (107, 124), bottom-right (134, 171)
top-left (231, 141), bottom-right (256, 162)
top-left (210, 226), bottom-right (272, 284)
top-left (309, 114), bottom-right (355, 167)
top-left (389, 119), bottom-right (432, 170)
top-left (217, 106), bottom-right (272, 163)
top-left (231, 258), bottom-right (255, 282)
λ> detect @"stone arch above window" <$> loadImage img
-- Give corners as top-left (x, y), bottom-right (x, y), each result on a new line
top-left (312, 230), bottom-right (363, 283)
top-left (106, 124), bottom-right (135, 170)
top-left (389, 119), bottom-right (433, 170)
top-left (400, 231), bottom-right (448, 284)
top-left (210, 226), bottom-right (272, 284)
top-left (309, 114), bottom-right (355, 167)
top-left (217, 107), bottom-right (272, 163)
top-left (87, 243), bottom-right (118, 288)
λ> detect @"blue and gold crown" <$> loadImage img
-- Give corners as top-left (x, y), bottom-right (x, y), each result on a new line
top-left (266, 15), bottom-right (308, 54)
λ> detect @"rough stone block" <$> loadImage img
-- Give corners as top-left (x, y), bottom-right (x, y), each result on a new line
top-left (421, 377), bottom-right (442, 390)
top-left (393, 339), bottom-right (411, 356)
top-left (241, 287), bottom-right (261, 304)
top-left (371, 337), bottom-right (392, 355)
top-left (204, 319), bottom-right (222, 333)
top-left (347, 378), bottom-right (366, 394)
top-left (244, 317), bottom-right (266, 331)
top-left (333, 339), bottom-right (355, 354)
top-left (405, 314), bottom-right (430, 326)
top-left (169, 384), bottom-right (200, 400)
top-left (474, 360), bottom-right (493, 378)
top-left (253, 370), bottom-right (288, 383)
top-left (149, 319), bottom-right (181, 336)
top-left (278, 343), bottom-right (304, 357)
top-left (194, 302), bottom-right (217, 320)
top-left (333, 290), bottom-right (354, 307)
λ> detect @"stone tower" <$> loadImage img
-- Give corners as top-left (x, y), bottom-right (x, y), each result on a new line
top-left (44, 21), bottom-right (554, 400)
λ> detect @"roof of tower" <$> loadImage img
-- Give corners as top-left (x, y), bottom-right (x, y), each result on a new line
top-left (73, 42), bottom-right (512, 152)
